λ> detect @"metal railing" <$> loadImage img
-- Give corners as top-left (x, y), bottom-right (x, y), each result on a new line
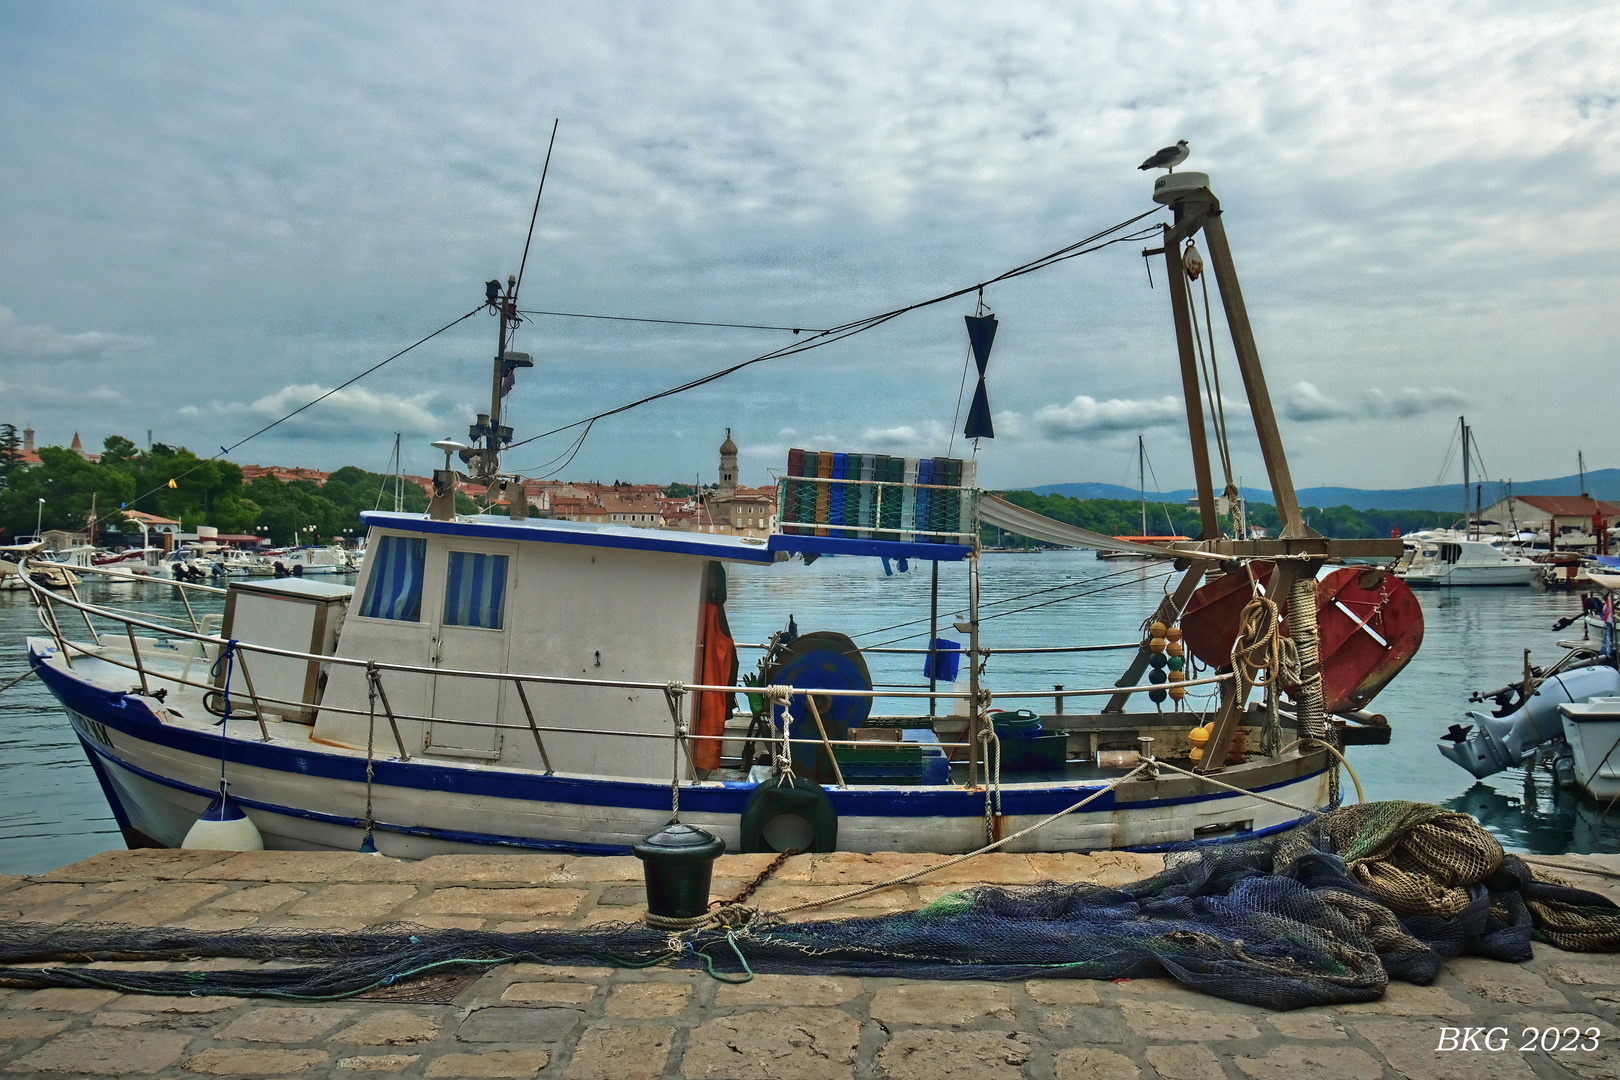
top-left (19, 557), bottom-right (1247, 787)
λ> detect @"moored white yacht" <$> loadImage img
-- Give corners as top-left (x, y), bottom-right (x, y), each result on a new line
top-left (1395, 531), bottom-right (1541, 587)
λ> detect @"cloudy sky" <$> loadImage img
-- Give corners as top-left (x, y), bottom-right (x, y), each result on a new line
top-left (1, 2), bottom-right (1614, 494)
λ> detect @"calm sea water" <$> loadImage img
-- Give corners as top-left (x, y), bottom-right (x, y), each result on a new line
top-left (1, 551), bottom-right (1611, 874)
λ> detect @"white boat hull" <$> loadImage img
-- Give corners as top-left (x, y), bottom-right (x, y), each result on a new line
top-left (1400, 564), bottom-right (1542, 587)
top-left (1561, 697), bottom-right (1620, 801)
top-left (32, 638), bottom-right (1331, 858)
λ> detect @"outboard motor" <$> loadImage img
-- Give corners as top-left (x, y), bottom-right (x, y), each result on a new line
top-left (1439, 662), bottom-right (1620, 778)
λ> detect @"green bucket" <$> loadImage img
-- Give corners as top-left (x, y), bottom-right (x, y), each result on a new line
top-left (990, 709), bottom-right (1042, 735)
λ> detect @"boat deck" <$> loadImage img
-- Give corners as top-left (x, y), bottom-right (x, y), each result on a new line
top-left (0, 847), bottom-right (1617, 1077)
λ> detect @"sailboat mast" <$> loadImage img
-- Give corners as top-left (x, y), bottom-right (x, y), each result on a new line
top-left (1138, 435), bottom-right (1147, 536)
top-left (1460, 415), bottom-right (1469, 535)
top-left (393, 432), bottom-right (403, 513)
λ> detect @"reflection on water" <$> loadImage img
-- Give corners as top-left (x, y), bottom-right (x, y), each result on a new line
top-left (0, 578), bottom-right (231, 874)
top-left (0, 550), bottom-right (1611, 873)
top-left (1446, 774), bottom-right (1620, 856)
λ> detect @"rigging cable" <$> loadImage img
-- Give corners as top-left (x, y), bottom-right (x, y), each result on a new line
top-left (500, 119), bottom-right (561, 440)
top-left (1140, 451), bottom-right (1179, 538)
top-left (501, 210), bottom-right (1165, 462)
top-left (518, 310), bottom-right (827, 334)
top-left (514, 120), bottom-right (559, 302)
top-left (1184, 247), bottom-right (1235, 492)
top-left (127, 306), bottom-right (485, 509)
top-left (851, 560), bottom-right (1178, 644)
top-left (862, 565), bottom-right (1179, 650)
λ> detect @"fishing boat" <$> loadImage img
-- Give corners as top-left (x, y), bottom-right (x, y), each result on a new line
top-left (17, 168), bottom-right (1420, 858)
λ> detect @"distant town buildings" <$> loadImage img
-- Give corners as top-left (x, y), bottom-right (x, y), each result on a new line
top-left (8, 426), bottom-right (95, 466)
top-left (241, 464), bottom-right (332, 486)
top-left (11, 425), bottom-right (783, 539)
top-left (689, 429), bottom-right (776, 537)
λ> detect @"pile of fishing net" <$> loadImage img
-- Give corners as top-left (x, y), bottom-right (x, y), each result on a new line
top-left (2, 801), bottom-right (1617, 1010)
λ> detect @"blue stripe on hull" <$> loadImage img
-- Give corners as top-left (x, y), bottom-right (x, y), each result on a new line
top-left (74, 733), bottom-right (135, 832)
top-left (88, 742), bottom-right (635, 855)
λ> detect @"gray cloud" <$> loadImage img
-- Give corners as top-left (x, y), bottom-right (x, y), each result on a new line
top-left (1282, 382), bottom-right (1467, 424)
top-left (184, 384), bottom-right (449, 440)
top-left (1026, 395), bottom-right (1186, 439)
top-left (0, 306), bottom-right (142, 361)
top-left (0, 3), bottom-right (1612, 489)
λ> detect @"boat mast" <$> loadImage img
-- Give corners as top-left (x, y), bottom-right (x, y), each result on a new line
top-left (472, 277), bottom-right (533, 520)
top-left (1102, 170), bottom-right (1403, 764)
top-left (393, 432), bottom-right (403, 513)
top-left (1464, 417), bottom-right (1477, 537)
top-left (1138, 434), bottom-right (1147, 536)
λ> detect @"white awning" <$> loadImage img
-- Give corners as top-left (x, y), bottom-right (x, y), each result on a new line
top-left (979, 494), bottom-right (1220, 560)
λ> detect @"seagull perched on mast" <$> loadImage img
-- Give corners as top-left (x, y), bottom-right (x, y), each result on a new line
top-left (1138, 140), bottom-right (1189, 173)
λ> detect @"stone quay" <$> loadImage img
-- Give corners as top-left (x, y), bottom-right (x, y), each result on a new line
top-left (0, 848), bottom-right (1617, 1078)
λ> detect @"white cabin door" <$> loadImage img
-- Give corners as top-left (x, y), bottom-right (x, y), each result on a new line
top-left (426, 544), bottom-right (516, 759)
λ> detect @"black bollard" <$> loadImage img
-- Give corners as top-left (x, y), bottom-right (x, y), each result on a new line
top-left (632, 822), bottom-right (726, 920)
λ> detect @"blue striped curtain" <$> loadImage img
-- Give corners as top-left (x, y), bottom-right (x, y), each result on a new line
top-left (443, 552), bottom-right (508, 629)
top-left (358, 535), bottom-right (426, 621)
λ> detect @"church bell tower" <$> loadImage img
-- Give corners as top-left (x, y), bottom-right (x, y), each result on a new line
top-left (718, 429), bottom-right (738, 499)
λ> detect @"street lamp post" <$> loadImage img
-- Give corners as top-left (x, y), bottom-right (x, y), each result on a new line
top-left (35, 498), bottom-right (44, 539)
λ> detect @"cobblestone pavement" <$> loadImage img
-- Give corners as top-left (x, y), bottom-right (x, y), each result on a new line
top-left (0, 849), bottom-right (1617, 1078)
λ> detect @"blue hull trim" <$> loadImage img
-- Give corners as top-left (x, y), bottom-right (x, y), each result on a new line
top-left (86, 740), bottom-right (635, 855)
top-left (359, 511), bottom-right (778, 564)
top-left (75, 733), bottom-right (135, 832)
top-left (31, 641), bottom-right (1326, 830)
top-left (766, 534), bottom-right (972, 562)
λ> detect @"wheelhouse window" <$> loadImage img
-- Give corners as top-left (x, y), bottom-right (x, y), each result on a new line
top-left (443, 551), bottom-right (509, 629)
top-left (358, 535), bottom-right (426, 621)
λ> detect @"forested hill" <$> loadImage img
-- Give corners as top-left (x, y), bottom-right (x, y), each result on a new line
top-left (996, 491), bottom-right (1455, 540)
top-left (1030, 468), bottom-right (1620, 513)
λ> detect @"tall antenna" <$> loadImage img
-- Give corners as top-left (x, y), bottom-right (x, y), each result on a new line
top-left (515, 120), bottom-right (560, 301)
top-left (473, 122), bottom-right (559, 501)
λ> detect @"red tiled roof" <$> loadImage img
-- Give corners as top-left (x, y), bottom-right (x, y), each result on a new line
top-left (1517, 496), bottom-right (1620, 516)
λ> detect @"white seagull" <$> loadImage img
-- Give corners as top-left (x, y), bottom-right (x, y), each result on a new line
top-left (1138, 140), bottom-right (1189, 173)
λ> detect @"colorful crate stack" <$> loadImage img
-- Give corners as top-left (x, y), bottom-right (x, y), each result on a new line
top-left (780, 450), bottom-right (976, 542)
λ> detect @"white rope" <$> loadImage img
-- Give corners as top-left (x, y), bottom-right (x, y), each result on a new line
top-left (1153, 758), bottom-right (1320, 815)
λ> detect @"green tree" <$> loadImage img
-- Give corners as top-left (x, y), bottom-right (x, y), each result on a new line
top-left (100, 435), bottom-right (140, 469)
top-left (0, 446), bottom-right (136, 540)
top-left (0, 424), bottom-right (20, 488)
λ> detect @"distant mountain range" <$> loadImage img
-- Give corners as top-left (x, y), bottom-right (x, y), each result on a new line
top-left (1025, 469), bottom-right (1620, 512)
